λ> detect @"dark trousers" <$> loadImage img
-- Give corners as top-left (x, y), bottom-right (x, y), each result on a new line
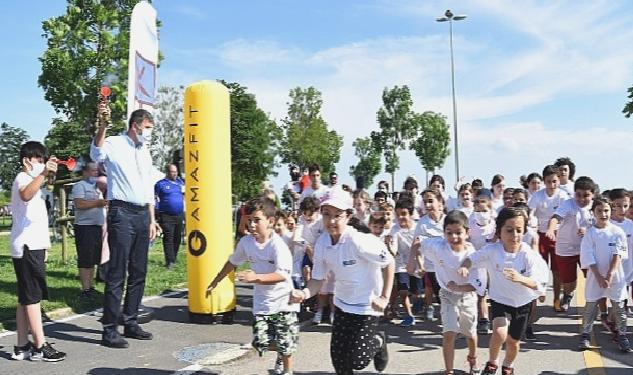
top-left (330, 307), bottom-right (381, 374)
top-left (158, 212), bottom-right (183, 265)
top-left (102, 201), bottom-right (150, 332)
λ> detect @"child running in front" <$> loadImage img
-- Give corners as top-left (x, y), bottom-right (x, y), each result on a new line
top-left (409, 210), bottom-right (487, 375)
top-left (206, 197), bottom-right (299, 375)
top-left (578, 197), bottom-right (632, 353)
top-left (459, 207), bottom-right (548, 375)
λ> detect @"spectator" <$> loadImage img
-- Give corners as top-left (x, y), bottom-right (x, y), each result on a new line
top-left (154, 164), bottom-right (185, 269)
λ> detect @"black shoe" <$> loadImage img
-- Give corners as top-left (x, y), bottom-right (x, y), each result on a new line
top-left (124, 325), bottom-right (153, 340)
top-left (101, 331), bottom-right (130, 348)
top-left (560, 293), bottom-right (573, 312)
top-left (79, 289), bottom-right (92, 300)
top-left (30, 342), bottom-right (66, 362)
top-left (524, 325), bottom-right (536, 341)
top-left (373, 331), bottom-right (389, 373)
top-left (477, 319), bottom-right (491, 335)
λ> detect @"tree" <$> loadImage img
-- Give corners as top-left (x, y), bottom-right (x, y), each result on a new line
top-left (349, 136), bottom-right (382, 188)
top-left (150, 86), bottom-right (184, 170)
top-left (224, 81), bottom-right (282, 202)
top-left (280, 87), bottom-right (343, 177)
top-left (409, 111), bottom-right (451, 178)
top-left (44, 118), bottom-right (93, 161)
top-left (0, 123), bottom-right (30, 192)
top-left (624, 85), bottom-right (633, 118)
top-left (372, 85), bottom-right (419, 188)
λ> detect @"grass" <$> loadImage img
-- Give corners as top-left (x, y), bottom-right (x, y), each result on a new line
top-left (0, 234), bottom-right (188, 331)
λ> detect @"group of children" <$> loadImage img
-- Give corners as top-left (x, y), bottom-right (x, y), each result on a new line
top-left (209, 159), bottom-right (633, 375)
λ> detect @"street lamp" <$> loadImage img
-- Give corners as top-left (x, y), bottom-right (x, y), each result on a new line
top-left (436, 9), bottom-right (466, 184)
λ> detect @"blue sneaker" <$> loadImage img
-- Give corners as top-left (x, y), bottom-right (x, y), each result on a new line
top-left (400, 315), bottom-right (415, 327)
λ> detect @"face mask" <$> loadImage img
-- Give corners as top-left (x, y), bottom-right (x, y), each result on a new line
top-left (474, 211), bottom-right (491, 226)
top-left (25, 159), bottom-right (45, 178)
top-left (137, 127), bottom-right (153, 145)
top-left (87, 176), bottom-right (97, 184)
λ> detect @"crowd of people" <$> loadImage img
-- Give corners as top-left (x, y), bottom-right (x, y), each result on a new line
top-left (210, 159), bottom-right (633, 375)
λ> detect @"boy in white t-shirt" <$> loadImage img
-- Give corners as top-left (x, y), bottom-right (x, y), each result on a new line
top-left (528, 165), bottom-right (569, 312)
top-left (410, 210), bottom-right (487, 375)
top-left (546, 176), bottom-right (596, 312)
top-left (207, 197), bottom-right (300, 375)
top-left (10, 141), bottom-right (66, 362)
top-left (578, 197), bottom-right (632, 352)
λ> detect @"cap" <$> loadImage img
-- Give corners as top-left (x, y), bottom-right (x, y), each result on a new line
top-left (475, 188), bottom-right (492, 199)
top-left (321, 189), bottom-right (353, 211)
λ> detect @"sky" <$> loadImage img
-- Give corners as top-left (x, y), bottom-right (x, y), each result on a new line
top-left (1, 0), bottom-right (633, 195)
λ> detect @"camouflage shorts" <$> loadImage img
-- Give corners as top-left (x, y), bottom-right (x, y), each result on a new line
top-left (252, 312), bottom-right (299, 356)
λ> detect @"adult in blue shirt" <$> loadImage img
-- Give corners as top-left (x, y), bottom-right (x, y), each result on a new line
top-left (154, 164), bottom-right (184, 269)
top-left (91, 106), bottom-right (159, 349)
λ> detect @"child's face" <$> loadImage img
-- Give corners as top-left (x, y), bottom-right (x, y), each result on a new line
top-left (444, 223), bottom-right (468, 249)
top-left (574, 189), bottom-right (594, 208)
top-left (513, 193), bottom-right (527, 205)
top-left (558, 165), bottom-right (570, 183)
top-left (422, 192), bottom-right (441, 213)
top-left (429, 180), bottom-right (443, 191)
top-left (383, 208), bottom-right (394, 224)
top-left (274, 218), bottom-right (286, 235)
top-left (395, 208), bottom-right (412, 228)
top-left (498, 216), bottom-right (525, 250)
top-left (354, 198), bottom-right (367, 214)
top-left (23, 156), bottom-right (44, 171)
top-left (321, 205), bottom-right (348, 237)
top-left (248, 210), bottom-right (274, 242)
top-left (502, 191), bottom-right (514, 207)
top-left (528, 178), bottom-right (542, 192)
top-left (285, 217), bottom-right (296, 231)
top-left (459, 190), bottom-right (473, 206)
top-left (543, 174), bottom-right (559, 192)
top-left (611, 197), bottom-right (630, 221)
top-left (370, 223), bottom-right (384, 236)
top-left (492, 181), bottom-right (506, 196)
top-left (374, 196), bottom-right (386, 205)
top-left (474, 197), bottom-right (491, 212)
top-left (302, 210), bottom-right (318, 224)
top-left (309, 171), bottom-right (321, 187)
top-left (593, 203), bottom-right (611, 225)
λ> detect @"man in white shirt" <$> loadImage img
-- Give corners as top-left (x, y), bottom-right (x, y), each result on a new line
top-left (299, 164), bottom-right (330, 204)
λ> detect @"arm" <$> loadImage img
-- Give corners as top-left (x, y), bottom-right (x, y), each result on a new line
top-left (503, 268), bottom-right (539, 290)
top-left (148, 203), bottom-right (159, 240)
top-left (290, 278), bottom-right (325, 303)
top-left (74, 198), bottom-right (107, 210)
top-left (371, 260), bottom-right (395, 312)
top-left (237, 270), bottom-right (286, 285)
top-left (589, 264), bottom-right (608, 289)
top-left (605, 254), bottom-right (621, 285)
top-left (19, 174), bottom-right (47, 202)
top-left (206, 260), bottom-right (237, 295)
top-left (446, 281), bottom-right (476, 292)
top-left (546, 215), bottom-right (561, 241)
top-left (93, 102), bottom-right (110, 148)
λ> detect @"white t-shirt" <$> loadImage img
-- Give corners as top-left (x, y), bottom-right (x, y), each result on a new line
top-left (580, 224), bottom-right (628, 302)
top-left (299, 185), bottom-right (330, 204)
top-left (523, 226), bottom-right (538, 249)
top-left (468, 214), bottom-right (496, 250)
top-left (10, 172), bottom-right (51, 258)
top-left (413, 214), bottom-right (445, 272)
top-left (528, 188), bottom-right (570, 233)
top-left (554, 198), bottom-right (593, 256)
top-left (559, 181), bottom-right (574, 197)
top-left (388, 224), bottom-right (416, 273)
top-left (611, 218), bottom-right (633, 282)
top-left (312, 227), bottom-right (394, 316)
top-left (458, 205), bottom-right (474, 218)
top-left (421, 238), bottom-right (487, 296)
top-left (292, 217), bottom-right (324, 276)
top-left (491, 196), bottom-right (504, 211)
top-left (469, 242), bottom-right (548, 307)
top-left (229, 233), bottom-right (299, 315)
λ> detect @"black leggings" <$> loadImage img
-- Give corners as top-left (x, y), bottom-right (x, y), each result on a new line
top-left (330, 307), bottom-right (381, 375)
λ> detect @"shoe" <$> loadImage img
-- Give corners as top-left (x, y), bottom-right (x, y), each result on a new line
top-left (477, 319), bottom-right (491, 335)
top-left (373, 331), bottom-right (389, 372)
top-left (400, 315), bottom-right (415, 327)
top-left (579, 333), bottom-right (591, 350)
top-left (329, 311), bottom-right (335, 325)
top-left (124, 325), bottom-right (153, 340)
top-left (553, 299), bottom-right (562, 313)
top-left (560, 294), bottom-right (573, 312)
top-left (30, 342), bottom-right (66, 362)
top-left (618, 335), bottom-right (633, 353)
top-left (412, 299), bottom-right (424, 314)
top-left (101, 331), bottom-right (130, 348)
top-left (600, 314), bottom-right (614, 333)
top-left (312, 310), bottom-right (322, 325)
top-left (501, 366), bottom-right (514, 375)
top-left (79, 289), bottom-right (92, 299)
top-left (166, 262), bottom-right (175, 270)
top-left (467, 355), bottom-right (481, 375)
top-left (426, 305), bottom-right (436, 321)
top-left (481, 361), bottom-right (498, 375)
top-left (11, 341), bottom-right (32, 360)
top-left (274, 354), bottom-right (284, 375)
top-left (524, 325), bottom-right (536, 341)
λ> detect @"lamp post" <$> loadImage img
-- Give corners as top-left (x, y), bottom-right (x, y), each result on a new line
top-left (436, 9), bottom-right (466, 184)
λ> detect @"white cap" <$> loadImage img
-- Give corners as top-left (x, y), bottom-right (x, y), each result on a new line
top-left (321, 189), bottom-right (353, 211)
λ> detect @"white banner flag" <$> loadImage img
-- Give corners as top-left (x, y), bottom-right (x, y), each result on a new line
top-left (127, 1), bottom-right (158, 118)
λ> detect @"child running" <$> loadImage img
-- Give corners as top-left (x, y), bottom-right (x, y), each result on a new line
top-left (409, 210), bottom-right (487, 375)
top-left (459, 207), bottom-right (548, 375)
top-left (608, 189), bottom-right (633, 320)
top-left (206, 197), bottom-right (299, 375)
top-left (578, 197), bottom-right (632, 353)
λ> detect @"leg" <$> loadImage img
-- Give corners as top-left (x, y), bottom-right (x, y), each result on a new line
top-left (503, 337), bottom-right (521, 368)
top-left (489, 317), bottom-right (508, 365)
top-left (79, 268), bottom-right (93, 290)
top-left (442, 332), bottom-right (457, 372)
top-left (552, 270), bottom-right (561, 304)
top-left (172, 214), bottom-right (184, 261)
top-left (122, 209), bottom-right (150, 325)
top-left (15, 304), bottom-right (29, 347)
top-left (330, 308), bottom-right (355, 374)
top-left (581, 301), bottom-right (599, 334)
top-left (400, 291), bottom-right (413, 317)
top-left (159, 214), bottom-right (176, 266)
top-left (611, 299), bottom-right (627, 335)
top-left (25, 302), bottom-right (45, 348)
top-left (274, 312), bottom-right (299, 373)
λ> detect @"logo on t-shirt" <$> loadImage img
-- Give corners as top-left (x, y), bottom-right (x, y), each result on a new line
top-left (342, 259), bottom-right (357, 266)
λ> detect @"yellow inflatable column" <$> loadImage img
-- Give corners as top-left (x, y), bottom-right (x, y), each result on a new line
top-left (184, 81), bottom-right (235, 322)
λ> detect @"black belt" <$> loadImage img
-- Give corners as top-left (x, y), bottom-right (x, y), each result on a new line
top-left (110, 199), bottom-right (147, 211)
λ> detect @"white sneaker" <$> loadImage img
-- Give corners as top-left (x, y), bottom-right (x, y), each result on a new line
top-left (312, 310), bottom-right (322, 325)
top-left (426, 305), bottom-right (436, 321)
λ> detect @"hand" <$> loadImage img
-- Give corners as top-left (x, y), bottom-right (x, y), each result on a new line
top-left (597, 275), bottom-right (608, 289)
top-left (237, 269), bottom-right (257, 283)
top-left (44, 156), bottom-right (58, 176)
top-left (305, 244), bottom-right (314, 258)
top-left (406, 262), bottom-right (416, 276)
top-left (503, 268), bottom-right (523, 283)
top-left (100, 199), bottom-right (109, 207)
top-left (605, 272), bottom-right (613, 284)
top-left (149, 221), bottom-right (159, 241)
top-left (289, 289), bottom-right (306, 304)
top-left (545, 229), bottom-right (557, 242)
top-left (411, 238), bottom-right (421, 255)
top-left (577, 227), bottom-right (587, 237)
top-left (371, 296), bottom-right (389, 312)
top-left (538, 295), bottom-right (546, 303)
top-left (205, 281), bottom-right (217, 297)
top-left (446, 281), bottom-right (458, 291)
top-left (457, 267), bottom-right (469, 278)
top-left (97, 102), bottom-right (111, 127)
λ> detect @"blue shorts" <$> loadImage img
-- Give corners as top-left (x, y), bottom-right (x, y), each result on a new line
top-left (396, 272), bottom-right (423, 295)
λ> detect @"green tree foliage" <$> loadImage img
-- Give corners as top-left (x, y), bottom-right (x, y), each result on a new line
top-left (349, 136), bottom-right (382, 188)
top-left (0, 123), bottom-right (30, 191)
top-left (39, 0), bottom-right (157, 158)
top-left (224, 81), bottom-right (282, 202)
top-left (409, 112), bottom-right (451, 175)
top-left (372, 85), bottom-right (419, 188)
top-left (624, 85), bottom-right (633, 118)
top-left (44, 118), bottom-right (93, 161)
top-left (150, 86), bottom-right (184, 170)
top-left (280, 87), bottom-right (343, 176)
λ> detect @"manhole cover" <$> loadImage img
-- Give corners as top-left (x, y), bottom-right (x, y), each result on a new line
top-left (174, 342), bottom-right (251, 366)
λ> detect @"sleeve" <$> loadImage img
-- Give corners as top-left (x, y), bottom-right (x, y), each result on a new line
top-left (468, 245), bottom-right (491, 268)
top-left (554, 199), bottom-right (571, 219)
top-left (273, 239), bottom-right (293, 278)
top-left (419, 238), bottom-right (437, 263)
top-left (90, 139), bottom-right (110, 162)
top-left (154, 181), bottom-right (161, 201)
top-left (468, 267), bottom-right (488, 296)
top-left (228, 238), bottom-right (249, 266)
top-left (614, 229), bottom-right (628, 259)
top-left (579, 231), bottom-right (596, 268)
top-left (527, 193), bottom-right (538, 211)
top-left (355, 233), bottom-right (394, 268)
top-left (311, 241), bottom-right (327, 281)
top-left (526, 252), bottom-right (549, 295)
top-left (16, 173), bottom-right (32, 189)
top-left (72, 182), bottom-right (86, 200)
